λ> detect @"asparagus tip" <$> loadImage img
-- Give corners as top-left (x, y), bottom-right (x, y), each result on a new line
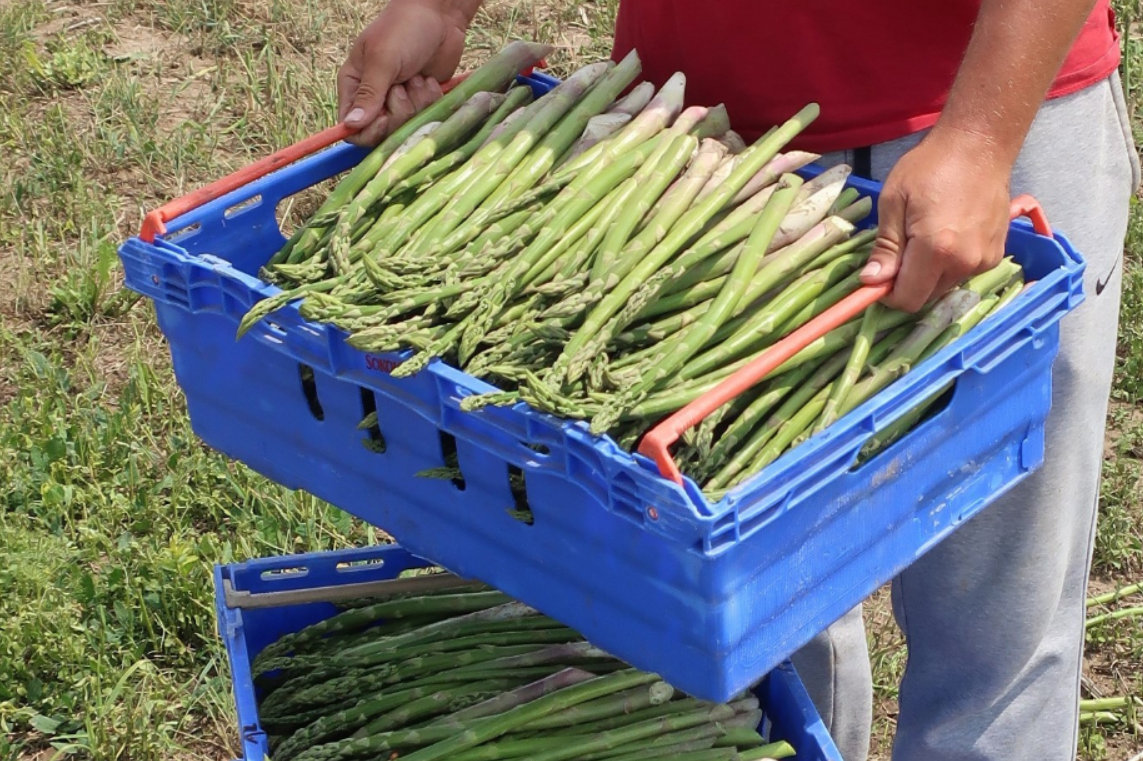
top-left (504, 40), bottom-right (558, 64)
top-left (650, 71), bottom-right (687, 116)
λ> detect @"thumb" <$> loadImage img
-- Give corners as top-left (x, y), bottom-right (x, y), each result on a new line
top-left (342, 60), bottom-right (397, 129)
top-left (862, 189), bottom-right (906, 284)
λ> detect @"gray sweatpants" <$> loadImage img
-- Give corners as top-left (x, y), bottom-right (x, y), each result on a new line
top-left (790, 70), bottom-right (1140, 761)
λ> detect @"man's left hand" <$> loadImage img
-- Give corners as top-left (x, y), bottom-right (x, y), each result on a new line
top-left (860, 128), bottom-right (1012, 313)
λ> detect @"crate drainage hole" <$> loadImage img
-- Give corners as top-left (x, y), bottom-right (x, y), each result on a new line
top-left (437, 431), bottom-right (466, 491)
top-left (224, 194), bottom-right (262, 219)
top-left (359, 388), bottom-right (386, 453)
top-left (848, 382), bottom-right (958, 472)
top-left (164, 222), bottom-right (201, 243)
top-left (261, 566), bottom-right (309, 580)
top-left (298, 364), bottom-right (325, 421)
top-left (507, 464), bottom-right (534, 525)
top-left (336, 558), bottom-right (385, 573)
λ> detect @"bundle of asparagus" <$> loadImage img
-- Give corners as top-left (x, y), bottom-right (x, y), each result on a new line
top-left (239, 40), bottom-right (1026, 499)
top-left (251, 584), bottom-right (796, 761)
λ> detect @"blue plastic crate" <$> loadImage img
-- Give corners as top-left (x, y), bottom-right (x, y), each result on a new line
top-left (214, 543), bottom-right (843, 761)
top-left (120, 72), bottom-right (1087, 702)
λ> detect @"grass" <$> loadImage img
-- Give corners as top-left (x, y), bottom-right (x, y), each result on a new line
top-left (0, 0), bottom-right (1139, 759)
top-left (1072, 3), bottom-right (1143, 757)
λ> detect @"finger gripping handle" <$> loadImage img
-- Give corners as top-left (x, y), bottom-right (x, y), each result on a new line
top-left (637, 284), bottom-right (892, 485)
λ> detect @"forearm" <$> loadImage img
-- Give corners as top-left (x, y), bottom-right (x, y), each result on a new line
top-left (932, 0), bottom-right (1098, 166)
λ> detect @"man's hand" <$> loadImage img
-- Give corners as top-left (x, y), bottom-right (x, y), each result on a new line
top-left (860, 0), bottom-right (1097, 312)
top-left (861, 129), bottom-right (1011, 313)
top-left (338, 0), bottom-right (479, 146)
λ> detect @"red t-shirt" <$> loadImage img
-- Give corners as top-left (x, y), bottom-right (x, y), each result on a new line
top-left (611, 0), bottom-right (1121, 153)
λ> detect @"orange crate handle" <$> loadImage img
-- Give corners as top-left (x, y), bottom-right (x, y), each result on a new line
top-left (637, 194), bottom-right (1055, 485)
top-left (1009, 193), bottom-right (1052, 237)
top-left (138, 67), bottom-right (542, 243)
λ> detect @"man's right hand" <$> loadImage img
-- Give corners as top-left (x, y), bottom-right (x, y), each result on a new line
top-left (338, 0), bottom-right (480, 146)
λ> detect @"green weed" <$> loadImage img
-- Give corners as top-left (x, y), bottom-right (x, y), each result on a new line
top-left (24, 33), bottom-right (109, 92)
